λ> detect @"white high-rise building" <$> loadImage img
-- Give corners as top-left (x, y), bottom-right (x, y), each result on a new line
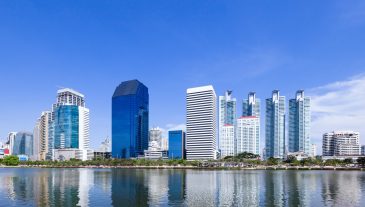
top-left (219, 91), bottom-right (236, 158)
top-left (149, 127), bottom-right (163, 149)
top-left (220, 125), bottom-right (235, 157)
top-left (236, 116), bottom-right (260, 155)
top-left (322, 131), bottom-right (360, 156)
top-left (33, 111), bottom-right (51, 160)
top-left (186, 85), bottom-right (217, 160)
top-left (311, 144), bottom-right (317, 157)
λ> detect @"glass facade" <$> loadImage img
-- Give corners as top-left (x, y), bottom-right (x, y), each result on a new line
top-left (12, 132), bottom-right (33, 156)
top-left (242, 92), bottom-right (260, 117)
top-left (265, 90), bottom-right (286, 159)
top-left (288, 90), bottom-right (311, 154)
top-left (53, 105), bottom-right (80, 149)
top-left (112, 80), bottom-right (149, 158)
top-left (168, 130), bottom-right (186, 159)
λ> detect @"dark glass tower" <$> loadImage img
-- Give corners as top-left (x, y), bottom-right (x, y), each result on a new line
top-left (112, 80), bottom-right (149, 158)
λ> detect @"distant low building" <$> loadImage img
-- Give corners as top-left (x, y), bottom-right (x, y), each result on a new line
top-left (94, 137), bottom-right (111, 159)
top-left (54, 149), bottom-right (94, 161)
top-left (286, 151), bottom-right (310, 161)
top-left (323, 131), bottom-right (360, 156)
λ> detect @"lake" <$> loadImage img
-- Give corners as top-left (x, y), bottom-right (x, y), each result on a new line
top-left (0, 168), bottom-right (364, 206)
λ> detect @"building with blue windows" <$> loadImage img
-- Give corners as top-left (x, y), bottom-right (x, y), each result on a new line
top-left (288, 90), bottom-right (311, 154)
top-left (265, 90), bottom-right (286, 159)
top-left (12, 132), bottom-right (33, 157)
top-left (112, 80), bottom-right (149, 158)
top-left (47, 88), bottom-right (90, 161)
top-left (168, 130), bottom-right (186, 159)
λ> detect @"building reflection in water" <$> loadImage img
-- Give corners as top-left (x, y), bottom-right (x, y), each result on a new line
top-left (0, 169), bottom-right (365, 206)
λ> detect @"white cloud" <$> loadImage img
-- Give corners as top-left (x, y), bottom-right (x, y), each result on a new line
top-left (308, 74), bottom-right (365, 152)
top-left (158, 123), bottom-right (186, 138)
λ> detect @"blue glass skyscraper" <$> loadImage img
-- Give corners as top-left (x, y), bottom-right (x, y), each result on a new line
top-left (289, 90), bottom-right (311, 154)
top-left (168, 130), bottom-right (186, 159)
top-left (112, 80), bottom-right (149, 158)
top-left (265, 90), bottom-right (286, 159)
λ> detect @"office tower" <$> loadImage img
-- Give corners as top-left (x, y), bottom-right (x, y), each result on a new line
top-left (33, 111), bottom-right (51, 160)
top-left (242, 92), bottom-right (260, 117)
top-left (265, 90), bottom-right (286, 159)
top-left (12, 132), bottom-right (33, 157)
top-left (186, 85), bottom-right (217, 160)
top-left (7, 132), bottom-right (17, 155)
top-left (236, 116), bottom-right (260, 155)
top-left (322, 131), bottom-right (360, 156)
top-left (112, 80), bottom-right (149, 158)
top-left (288, 90), bottom-right (311, 154)
top-left (362, 145), bottom-right (365, 156)
top-left (168, 130), bottom-right (186, 159)
top-left (149, 127), bottom-right (163, 149)
top-left (48, 88), bottom-right (90, 161)
top-left (218, 91), bottom-right (236, 158)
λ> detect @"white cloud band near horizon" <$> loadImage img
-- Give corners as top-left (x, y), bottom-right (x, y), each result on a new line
top-left (308, 73), bottom-right (365, 152)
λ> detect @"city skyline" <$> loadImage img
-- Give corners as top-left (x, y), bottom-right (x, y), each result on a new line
top-left (1, 1), bottom-right (365, 154)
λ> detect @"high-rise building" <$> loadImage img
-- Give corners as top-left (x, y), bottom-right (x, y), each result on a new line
top-left (168, 130), bottom-right (186, 159)
top-left (48, 88), bottom-right (91, 161)
top-left (112, 80), bottom-right (149, 158)
top-left (311, 144), bottom-right (317, 157)
top-left (322, 131), bottom-right (360, 156)
top-left (218, 91), bottom-right (236, 158)
top-left (242, 92), bottom-right (260, 117)
top-left (33, 111), bottom-right (51, 160)
top-left (265, 90), bottom-right (286, 159)
top-left (220, 125), bottom-right (235, 157)
top-left (186, 85), bottom-right (217, 160)
top-left (149, 127), bottom-right (163, 149)
top-left (236, 116), bottom-right (260, 155)
top-left (362, 145), bottom-right (365, 156)
top-left (12, 132), bottom-right (33, 157)
top-left (288, 90), bottom-right (311, 154)
top-left (7, 132), bottom-right (17, 155)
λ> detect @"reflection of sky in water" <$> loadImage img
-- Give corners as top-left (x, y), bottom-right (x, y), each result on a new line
top-left (0, 169), bottom-right (364, 207)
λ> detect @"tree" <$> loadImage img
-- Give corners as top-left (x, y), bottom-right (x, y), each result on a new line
top-left (266, 157), bottom-right (279, 166)
top-left (285, 155), bottom-right (297, 163)
top-left (343, 158), bottom-right (353, 165)
top-left (357, 157), bottom-right (365, 167)
top-left (3, 155), bottom-right (20, 166)
top-left (236, 152), bottom-right (260, 159)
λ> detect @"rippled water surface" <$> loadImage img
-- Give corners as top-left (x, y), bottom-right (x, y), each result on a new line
top-left (0, 168), bottom-right (365, 206)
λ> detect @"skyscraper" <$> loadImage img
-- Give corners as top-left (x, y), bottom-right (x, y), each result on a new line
top-left (322, 131), bottom-right (360, 156)
top-left (48, 88), bottom-right (90, 161)
top-left (242, 92), bottom-right (260, 117)
top-left (186, 85), bottom-right (217, 160)
top-left (265, 90), bottom-right (286, 159)
top-left (236, 116), bottom-right (260, 155)
top-left (33, 111), bottom-right (51, 160)
top-left (112, 80), bottom-right (149, 158)
top-left (219, 91), bottom-right (236, 158)
top-left (288, 90), bottom-right (311, 154)
top-left (239, 92), bottom-right (261, 156)
top-left (168, 130), bottom-right (186, 159)
top-left (12, 132), bottom-right (33, 157)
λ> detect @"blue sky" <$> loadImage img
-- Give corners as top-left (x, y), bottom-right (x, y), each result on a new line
top-left (1, 0), bottom-right (365, 150)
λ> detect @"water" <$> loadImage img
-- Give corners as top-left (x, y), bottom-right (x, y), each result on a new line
top-left (0, 168), bottom-right (365, 207)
